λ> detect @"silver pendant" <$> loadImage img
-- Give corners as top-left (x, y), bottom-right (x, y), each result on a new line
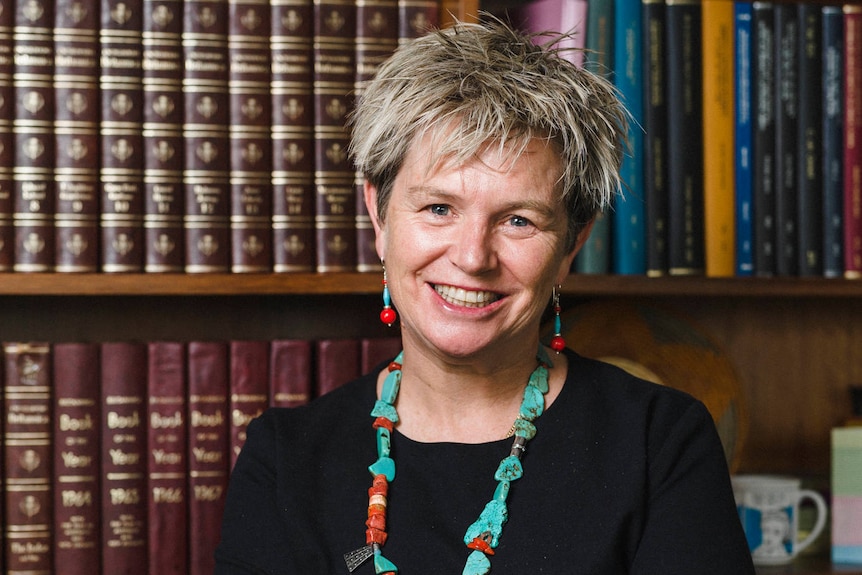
top-left (344, 545), bottom-right (374, 572)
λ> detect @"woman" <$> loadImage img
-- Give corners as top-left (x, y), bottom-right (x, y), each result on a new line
top-left (215, 21), bottom-right (754, 574)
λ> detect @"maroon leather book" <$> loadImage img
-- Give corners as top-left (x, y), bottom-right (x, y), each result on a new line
top-left (101, 342), bottom-right (148, 575)
top-left (360, 336), bottom-right (402, 373)
top-left (0, 0), bottom-right (14, 271)
top-left (229, 341), bottom-right (269, 467)
top-left (315, 338), bottom-right (360, 397)
top-left (13, 2), bottom-right (55, 272)
top-left (845, 6), bottom-right (862, 279)
top-left (229, 2), bottom-right (273, 273)
top-left (271, 0), bottom-right (316, 272)
top-left (53, 0), bottom-right (100, 272)
top-left (146, 342), bottom-right (188, 575)
top-left (269, 339), bottom-right (312, 407)
top-left (397, 0), bottom-right (438, 45)
top-left (187, 341), bottom-right (229, 575)
top-left (100, 0), bottom-right (145, 272)
top-left (313, 0), bottom-right (357, 272)
top-left (53, 343), bottom-right (101, 574)
top-left (143, 0), bottom-right (186, 273)
top-left (4, 342), bottom-right (53, 572)
top-left (183, 0), bottom-right (231, 273)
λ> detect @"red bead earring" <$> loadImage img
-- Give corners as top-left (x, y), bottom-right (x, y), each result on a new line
top-left (550, 285), bottom-right (565, 353)
top-left (379, 264), bottom-right (397, 326)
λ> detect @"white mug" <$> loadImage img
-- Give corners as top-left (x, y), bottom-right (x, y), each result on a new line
top-left (731, 475), bottom-right (828, 565)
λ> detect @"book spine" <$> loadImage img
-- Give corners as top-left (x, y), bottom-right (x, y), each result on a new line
top-left (183, 0), bottom-right (231, 273)
top-left (822, 4), bottom-right (844, 279)
top-left (796, 3), bottom-right (822, 277)
top-left (53, 1), bottom-right (100, 272)
top-left (360, 336), bottom-right (401, 373)
top-left (355, 0), bottom-right (397, 273)
top-left (229, 0), bottom-right (274, 273)
top-left (271, 0), bottom-right (316, 273)
top-left (0, 0), bottom-right (12, 271)
top-left (229, 341), bottom-right (269, 467)
top-left (734, 0), bottom-right (754, 276)
top-left (100, 0), bottom-right (146, 273)
top-left (313, 0), bottom-right (357, 272)
top-left (146, 341), bottom-right (188, 575)
top-left (844, 4), bottom-right (862, 279)
top-left (772, 2), bottom-right (798, 277)
top-left (315, 338), bottom-right (359, 397)
top-left (53, 343), bottom-right (101, 574)
top-left (4, 342), bottom-right (53, 573)
top-left (702, 0), bottom-right (735, 278)
top-left (642, 0), bottom-right (668, 277)
top-left (143, 0), bottom-right (186, 273)
top-left (268, 339), bottom-right (312, 407)
top-left (101, 342), bottom-right (148, 575)
top-left (187, 341), bottom-right (229, 575)
top-left (752, 1), bottom-right (776, 276)
top-left (13, 0), bottom-right (56, 272)
top-left (612, 0), bottom-right (646, 275)
top-left (439, 0), bottom-right (478, 28)
top-left (397, 0), bottom-right (438, 45)
top-left (665, 0), bottom-right (704, 276)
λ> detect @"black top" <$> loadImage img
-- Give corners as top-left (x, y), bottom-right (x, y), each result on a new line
top-left (215, 349), bottom-right (755, 574)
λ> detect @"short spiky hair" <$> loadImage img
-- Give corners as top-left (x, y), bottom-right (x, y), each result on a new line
top-left (349, 19), bottom-right (629, 250)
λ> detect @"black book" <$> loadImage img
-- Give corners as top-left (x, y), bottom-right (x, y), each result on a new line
top-left (752, 1), bottom-right (776, 276)
top-left (821, 4), bottom-right (844, 278)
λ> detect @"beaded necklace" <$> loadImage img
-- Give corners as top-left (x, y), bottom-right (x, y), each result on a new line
top-left (344, 347), bottom-right (552, 575)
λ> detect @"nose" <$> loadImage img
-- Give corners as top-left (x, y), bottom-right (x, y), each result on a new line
top-left (449, 220), bottom-right (497, 274)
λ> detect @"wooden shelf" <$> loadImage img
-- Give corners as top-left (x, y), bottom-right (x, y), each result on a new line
top-left (755, 555), bottom-right (862, 575)
top-left (0, 272), bottom-right (860, 297)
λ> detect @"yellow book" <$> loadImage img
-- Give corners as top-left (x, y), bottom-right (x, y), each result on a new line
top-left (701, 0), bottom-right (736, 277)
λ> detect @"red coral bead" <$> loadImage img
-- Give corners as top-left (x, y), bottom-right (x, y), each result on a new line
top-left (380, 307), bottom-right (397, 325)
top-left (366, 528), bottom-right (388, 545)
top-left (550, 335), bottom-right (566, 352)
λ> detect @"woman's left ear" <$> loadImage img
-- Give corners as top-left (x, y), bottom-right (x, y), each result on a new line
top-left (556, 219), bottom-right (595, 283)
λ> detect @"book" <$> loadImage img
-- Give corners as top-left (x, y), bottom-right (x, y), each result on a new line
top-left (772, 1), bottom-right (798, 277)
top-left (439, 0), bottom-right (478, 27)
top-left (53, 342), bottom-right (101, 574)
top-left (269, 339), bottom-right (312, 407)
top-left (642, 0), bottom-right (668, 276)
top-left (183, 0), bottom-right (231, 273)
top-left (0, 0), bottom-right (11, 271)
top-left (315, 338), bottom-right (360, 396)
top-left (313, 0), bottom-right (358, 272)
top-left (354, 0), bottom-right (398, 272)
top-left (665, 0), bottom-right (704, 276)
top-left (360, 336), bottom-right (402, 373)
top-left (187, 341), bottom-right (229, 575)
top-left (143, 0), bottom-right (186, 273)
top-left (229, 0), bottom-right (274, 273)
top-left (100, 0), bottom-right (146, 273)
top-left (612, 0), bottom-right (646, 275)
top-left (101, 342), bottom-right (148, 575)
top-left (271, 0), bottom-right (316, 273)
top-left (53, 0), bottom-right (100, 272)
top-left (146, 341), bottom-right (188, 575)
top-left (517, 0), bottom-right (588, 67)
top-left (4, 342), bottom-right (53, 572)
top-left (844, 4), bottom-right (862, 279)
top-left (229, 340), bottom-right (269, 467)
top-left (733, 0), bottom-right (754, 276)
top-left (701, 0), bottom-right (735, 277)
top-left (796, 2), bottom-right (822, 277)
top-left (822, 4), bottom-right (844, 279)
top-left (397, 0), bottom-right (438, 46)
top-left (751, 1), bottom-right (776, 276)
top-left (13, 0), bottom-right (56, 272)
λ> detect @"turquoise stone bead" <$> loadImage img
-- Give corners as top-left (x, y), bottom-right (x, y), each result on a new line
top-left (512, 418), bottom-right (536, 439)
top-left (371, 400), bottom-right (400, 423)
top-left (462, 550), bottom-right (491, 575)
top-left (528, 365), bottom-right (549, 393)
top-left (518, 384), bottom-right (544, 421)
top-left (464, 500), bottom-right (508, 546)
top-left (374, 553), bottom-right (398, 574)
top-left (376, 427), bottom-right (391, 458)
top-left (381, 370), bottom-right (401, 404)
top-left (368, 456), bottom-right (396, 481)
top-left (493, 480), bottom-right (510, 502)
top-left (494, 455), bottom-right (523, 481)
top-left (537, 346), bottom-right (553, 368)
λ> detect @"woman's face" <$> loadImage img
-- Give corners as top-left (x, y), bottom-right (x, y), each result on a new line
top-left (367, 135), bottom-right (582, 363)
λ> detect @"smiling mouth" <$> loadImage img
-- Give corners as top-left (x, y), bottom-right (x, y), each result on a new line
top-left (433, 284), bottom-right (501, 308)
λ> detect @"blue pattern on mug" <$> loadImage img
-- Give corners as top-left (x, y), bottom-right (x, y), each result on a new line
top-left (739, 505), bottom-right (794, 561)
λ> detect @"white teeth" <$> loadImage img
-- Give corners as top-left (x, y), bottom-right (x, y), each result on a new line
top-left (434, 284), bottom-right (499, 308)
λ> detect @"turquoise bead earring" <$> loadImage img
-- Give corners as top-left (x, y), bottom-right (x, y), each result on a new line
top-left (379, 263), bottom-right (397, 326)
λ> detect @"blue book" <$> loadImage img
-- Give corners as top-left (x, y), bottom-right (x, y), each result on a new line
top-left (734, 0), bottom-right (754, 276)
top-left (612, 0), bottom-right (646, 275)
top-left (821, 4), bottom-right (844, 278)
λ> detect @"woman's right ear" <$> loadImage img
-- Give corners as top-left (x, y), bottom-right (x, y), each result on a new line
top-left (363, 181), bottom-right (386, 259)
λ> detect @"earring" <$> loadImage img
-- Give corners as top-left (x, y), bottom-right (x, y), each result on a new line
top-left (379, 263), bottom-right (397, 326)
top-left (549, 285), bottom-right (565, 353)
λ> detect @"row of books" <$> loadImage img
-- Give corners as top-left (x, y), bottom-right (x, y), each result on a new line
top-left (556, 0), bottom-right (862, 279)
top-left (1, 336), bottom-right (400, 575)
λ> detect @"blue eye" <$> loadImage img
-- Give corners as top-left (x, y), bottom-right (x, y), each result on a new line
top-left (509, 215), bottom-right (531, 227)
top-left (430, 204), bottom-right (449, 216)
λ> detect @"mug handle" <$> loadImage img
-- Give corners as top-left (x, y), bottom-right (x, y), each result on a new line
top-left (796, 489), bottom-right (828, 554)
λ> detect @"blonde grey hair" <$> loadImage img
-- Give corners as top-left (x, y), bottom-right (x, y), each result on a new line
top-left (349, 19), bottom-right (629, 249)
